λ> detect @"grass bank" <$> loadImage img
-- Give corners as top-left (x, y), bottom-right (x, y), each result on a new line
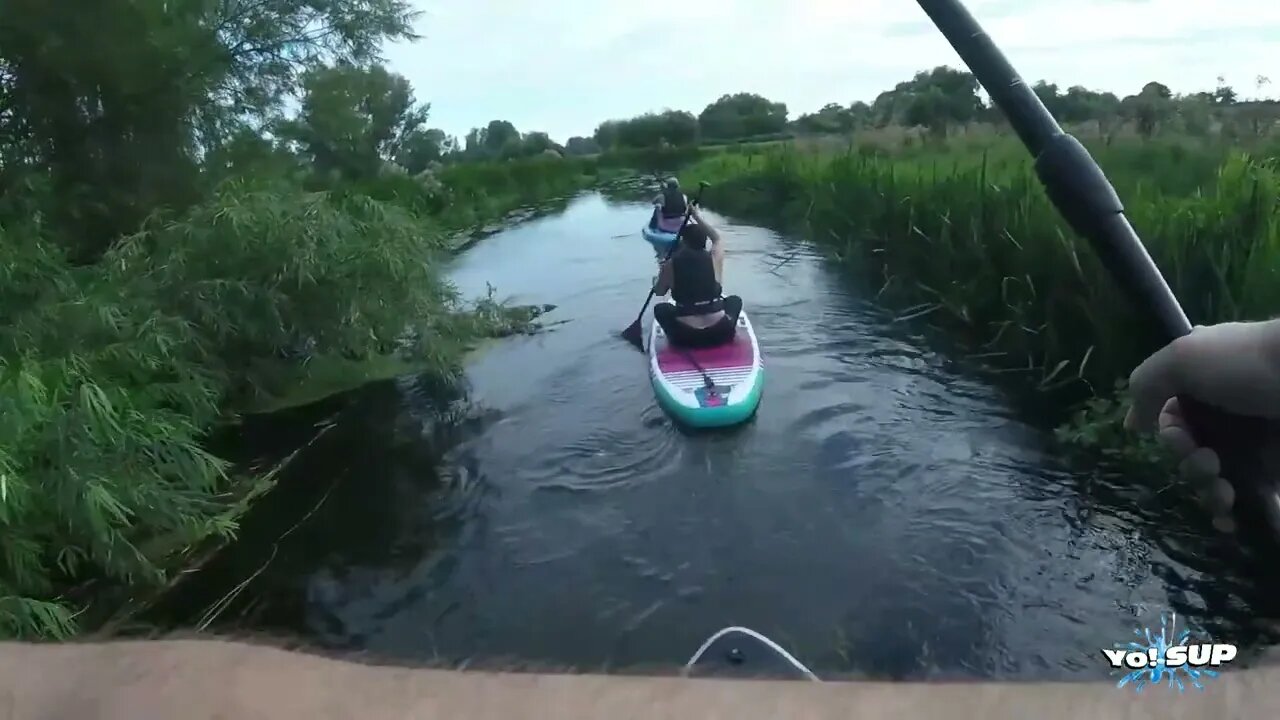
top-left (682, 135), bottom-right (1280, 457)
top-left (0, 155), bottom-right (600, 639)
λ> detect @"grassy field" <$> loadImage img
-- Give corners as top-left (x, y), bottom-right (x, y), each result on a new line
top-left (681, 131), bottom-right (1280, 457)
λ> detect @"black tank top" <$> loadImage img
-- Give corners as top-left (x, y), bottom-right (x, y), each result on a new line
top-left (660, 188), bottom-right (688, 219)
top-left (670, 247), bottom-right (722, 316)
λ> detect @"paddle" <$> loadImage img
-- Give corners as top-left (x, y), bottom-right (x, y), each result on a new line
top-left (914, 0), bottom-right (1280, 539)
top-left (621, 180), bottom-right (710, 350)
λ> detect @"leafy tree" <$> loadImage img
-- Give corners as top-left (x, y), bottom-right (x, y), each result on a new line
top-left (1032, 81), bottom-right (1064, 117)
top-left (564, 135), bottom-right (601, 155)
top-left (593, 120), bottom-right (621, 150)
top-left (1122, 81), bottom-right (1175, 137)
top-left (1057, 86), bottom-right (1121, 125)
top-left (697, 93), bottom-right (788, 140)
top-left (517, 131), bottom-right (560, 156)
top-left (794, 103), bottom-right (866, 134)
top-left (279, 64), bottom-right (430, 180)
top-left (590, 111), bottom-right (698, 150)
top-left (0, 0), bottom-right (417, 260)
top-left (1213, 76), bottom-right (1238, 105)
top-left (865, 67), bottom-right (982, 136)
top-left (397, 128), bottom-right (449, 173)
top-left (483, 119), bottom-right (520, 153)
top-left (459, 119), bottom-right (525, 159)
top-left (620, 111), bottom-right (698, 147)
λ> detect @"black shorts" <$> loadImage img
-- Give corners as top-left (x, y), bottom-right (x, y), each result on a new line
top-left (653, 296), bottom-right (743, 348)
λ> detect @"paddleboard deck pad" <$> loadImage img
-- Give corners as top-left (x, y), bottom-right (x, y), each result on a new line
top-left (647, 310), bottom-right (764, 428)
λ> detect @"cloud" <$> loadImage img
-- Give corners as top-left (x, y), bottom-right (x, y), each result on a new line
top-left (386, 0), bottom-right (1280, 143)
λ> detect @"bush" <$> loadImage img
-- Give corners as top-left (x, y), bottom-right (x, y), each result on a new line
top-left (0, 164), bottom-right (596, 637)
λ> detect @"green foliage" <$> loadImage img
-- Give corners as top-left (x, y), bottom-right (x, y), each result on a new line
top-left (698, 92), bottom-right (788, 140)
top-left (564, 135), bottom-right (602, 156)
top-left (590, 65), bottom-right (1278, 154)
top-left (451, 120), bottom-right (565, 162)
top-left (0, 0), bottom-right (597, 640)
top-left (433, 156), bottom-right (599, 224)
top-left (1033, 82), bottom-right (1122, 127)
top-left (0, 161), bottom-right (596, 638)
top-left (683, 136), bottom-right (1280, 457)
top-left (1055, 384), bottom-right (1171, 469)
top-left (1, 221), bottom-right (229, 637)
top-left (594, 111), bottom-right (700, 151)
top-left (868, 67), bottom-right (984, 136)
top-left (794, 102), bottom-right (870, 134)
top-left (278, 64), bottom-right (433, 180)
top-left (0, 0), bottom-right (419, 260)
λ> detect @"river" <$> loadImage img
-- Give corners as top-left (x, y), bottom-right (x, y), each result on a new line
top-left (153, 189), bottom-right (1280, 679)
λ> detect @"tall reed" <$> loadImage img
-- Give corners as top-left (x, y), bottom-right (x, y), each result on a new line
top-left (686, 137), bottom-right (1280, 446)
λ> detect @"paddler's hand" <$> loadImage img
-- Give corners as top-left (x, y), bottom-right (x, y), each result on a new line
top-left (1125, 319), bottom-right (1280, 532)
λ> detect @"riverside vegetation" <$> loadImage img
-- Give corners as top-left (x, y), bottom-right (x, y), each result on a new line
top-left (680, 133), bottom-right (1279, 467)
top-left (3, 0), bottom-right (1278, 642)
top-left (0, 0), bottom-right (610, 639)
top-left (585, 73), bottom-right (1280, 462)
top-left (591, 68), bottom-right (1278, 467)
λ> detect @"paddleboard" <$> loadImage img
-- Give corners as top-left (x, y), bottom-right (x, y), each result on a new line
top-left (641, 224), bottom-right (678, 251)
top-left (647, 310), bottom-right (764, 428)
top-left (641, 212), bottom-right (697, 252)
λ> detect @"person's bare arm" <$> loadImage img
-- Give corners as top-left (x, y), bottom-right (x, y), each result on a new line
top-left (1, 639), bottom-right (1278, 720)
top-left (653, 260), bottom-right (672, 296)
top-left (691, 208), bottom-right (726, 283)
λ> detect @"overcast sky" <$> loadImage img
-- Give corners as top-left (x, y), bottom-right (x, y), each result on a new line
top-left (384, 0), bottom-right (1280, 143)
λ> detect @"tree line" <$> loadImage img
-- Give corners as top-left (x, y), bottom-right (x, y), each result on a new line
top-left (210, 63), bottom-right (1279, 176)
top-left (562, 67), bottom-right (1278, 153)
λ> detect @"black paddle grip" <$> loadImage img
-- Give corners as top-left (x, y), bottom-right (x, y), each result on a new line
top-left (1177, 395), bottom-right (1280, 531)
top-left (1036, 133), bottom-right (1280, 535)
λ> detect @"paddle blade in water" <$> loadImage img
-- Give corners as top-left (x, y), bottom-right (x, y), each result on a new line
top-left (621, 319), bottom-right (644, 350)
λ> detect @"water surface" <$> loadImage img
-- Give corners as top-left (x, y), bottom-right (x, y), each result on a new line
top-left (173, 190), bottom-right (1278, 679)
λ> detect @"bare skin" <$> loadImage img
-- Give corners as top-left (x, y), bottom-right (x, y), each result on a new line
top-left (652, 207), bottom-right (726, 330)
top-left (1125, 318), bottom-right (1280, 532)
top-left (0, 638), bottom-right (1277, 719)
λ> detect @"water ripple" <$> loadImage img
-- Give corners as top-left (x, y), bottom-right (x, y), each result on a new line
top-left (227, 193), bottom-right (1275, 680)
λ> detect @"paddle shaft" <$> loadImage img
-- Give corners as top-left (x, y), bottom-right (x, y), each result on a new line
top-left (914, 0), bottom-right (1280, 537)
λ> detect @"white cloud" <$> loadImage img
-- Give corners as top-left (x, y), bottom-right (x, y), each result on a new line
top-left (386, 0), bottom-right (1280, 142)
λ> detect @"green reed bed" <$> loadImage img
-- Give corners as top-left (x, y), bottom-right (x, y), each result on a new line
top-left (686, 138), bottom-right (1280, 454)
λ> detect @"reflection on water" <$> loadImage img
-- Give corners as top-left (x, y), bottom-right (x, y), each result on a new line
top-left (152, 190), bottom-right (1280, 679)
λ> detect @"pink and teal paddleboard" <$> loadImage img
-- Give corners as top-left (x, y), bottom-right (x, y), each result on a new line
top-left (647, 311), bottom-right (764, 428)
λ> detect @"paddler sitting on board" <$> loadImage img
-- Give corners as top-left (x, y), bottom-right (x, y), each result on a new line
top-left (651, 207), bottom-right (744, 348)
top-left (649, 177), bottom-right (691, 233)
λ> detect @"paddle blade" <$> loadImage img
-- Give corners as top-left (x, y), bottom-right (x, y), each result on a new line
top-left (621, 318), bottom-right (645, 350)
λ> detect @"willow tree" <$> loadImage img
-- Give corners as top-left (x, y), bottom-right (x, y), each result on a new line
top-left (0, 0), bottom-right (418, 260)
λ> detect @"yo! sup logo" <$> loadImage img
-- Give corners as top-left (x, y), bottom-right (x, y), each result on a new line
top-left (1103, 611), bottom-right (1237, 692)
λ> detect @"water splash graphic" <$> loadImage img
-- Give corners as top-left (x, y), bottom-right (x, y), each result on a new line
top-left (1114, 611), bottom-right (1219, 692)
